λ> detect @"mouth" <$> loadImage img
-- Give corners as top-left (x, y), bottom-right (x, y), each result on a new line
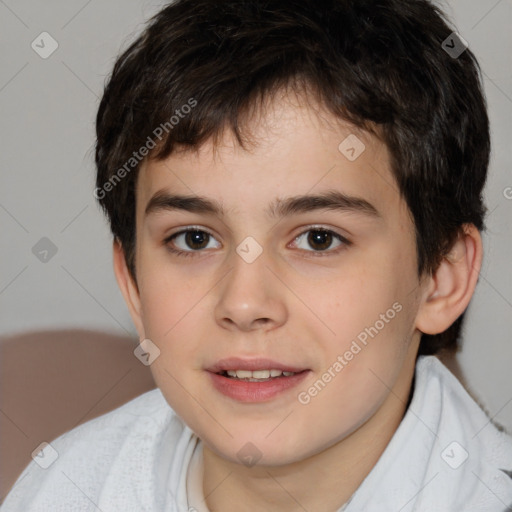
top-left (206, 358), bottom-right (311, 402)
top-left (215, 368), bottom-right (302, 382)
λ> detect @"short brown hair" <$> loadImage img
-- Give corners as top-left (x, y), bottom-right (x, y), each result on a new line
top-left (95, 0), bottom-right (489, 355)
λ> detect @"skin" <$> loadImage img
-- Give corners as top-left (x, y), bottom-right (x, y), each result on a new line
top-left (113, 90), bottom-right (482, 511)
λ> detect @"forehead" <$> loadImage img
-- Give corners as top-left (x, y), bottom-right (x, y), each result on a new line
top-left (136, 93), bottom-right (405, 225)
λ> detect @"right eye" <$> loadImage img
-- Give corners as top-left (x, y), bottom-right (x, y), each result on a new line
top-left (164, 228), bottom-right (221, 257)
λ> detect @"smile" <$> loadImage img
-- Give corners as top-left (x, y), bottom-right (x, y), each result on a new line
top-left (207, 358), bottom-right (311, 402)
top-left (220, 369), bottom-right (297, 381)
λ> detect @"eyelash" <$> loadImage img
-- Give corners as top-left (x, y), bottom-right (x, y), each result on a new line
top-left (163, 226), bottom-right (352, 259)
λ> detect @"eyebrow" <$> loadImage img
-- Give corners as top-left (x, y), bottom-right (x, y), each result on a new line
top-left (144, 189), bottom-right (381, 220)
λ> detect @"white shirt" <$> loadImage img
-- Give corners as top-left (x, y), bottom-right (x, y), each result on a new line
top-left (2, 356), bottom-right (512, 511)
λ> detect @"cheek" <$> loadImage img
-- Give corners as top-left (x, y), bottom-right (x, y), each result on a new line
top-left (137, 250), bottom-right (201, 338)
top-left (293, 309), bottom-right (413, 450)
top-left (303, 252), bottom-right (417, 383)
top-left (304, 265), bottom-right (403, 334)
top-left (136, 270), bottom-right (205, 411)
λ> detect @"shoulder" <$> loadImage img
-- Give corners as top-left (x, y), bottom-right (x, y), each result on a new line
top-left (347, 356), bottom-right (512, 511)
top-left (416, 355), bottom-right (512, 460)
top-left (416, 356), bottom-right (512, 509)
top-left (0, 388), bottom-right (192, 511)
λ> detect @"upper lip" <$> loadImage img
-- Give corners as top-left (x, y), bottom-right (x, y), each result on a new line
top-left (207, 357), bottom-right (308, 373)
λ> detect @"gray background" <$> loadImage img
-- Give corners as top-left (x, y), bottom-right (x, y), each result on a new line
top-left (1, 0), bottom-right (511, 431)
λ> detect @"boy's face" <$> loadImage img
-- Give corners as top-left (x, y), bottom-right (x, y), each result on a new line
top-left (122, 92), bottom-right (426, 466)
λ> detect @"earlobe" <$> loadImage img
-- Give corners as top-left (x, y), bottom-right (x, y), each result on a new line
top-left (112, 240), bottom-right (145, 339)
top-left (415, 224), bottom-right (483, 335)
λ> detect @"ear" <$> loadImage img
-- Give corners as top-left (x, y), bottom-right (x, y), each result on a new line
top-left (112, 239), bottom-right (145, 339)
top-left (415, 224), bottom-right (483, 335)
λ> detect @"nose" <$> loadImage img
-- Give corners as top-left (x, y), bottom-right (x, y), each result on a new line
top-left (214, 248), bottom-right (288, 333)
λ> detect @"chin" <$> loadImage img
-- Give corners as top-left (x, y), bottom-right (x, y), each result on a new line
top-left (204, 431), bottom-right (315, 468)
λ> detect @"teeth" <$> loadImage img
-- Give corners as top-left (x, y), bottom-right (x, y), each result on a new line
top-left (224, 369), bottom-right (297, 379)
top-left (252, 370), bottom-right (270, 379)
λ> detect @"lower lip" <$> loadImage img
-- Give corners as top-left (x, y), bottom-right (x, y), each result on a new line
top-left (208, 371), bottom-right (310, 402)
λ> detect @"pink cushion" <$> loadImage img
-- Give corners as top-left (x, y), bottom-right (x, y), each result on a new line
top-left (0, 329), bottom-right (156, 501)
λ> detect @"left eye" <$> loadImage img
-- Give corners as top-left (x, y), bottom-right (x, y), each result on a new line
top-left (291, 228), bottom-right (349, 254)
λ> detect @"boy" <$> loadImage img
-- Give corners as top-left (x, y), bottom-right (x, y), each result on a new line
top-left (2, 0), bottom-right (512, 510)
